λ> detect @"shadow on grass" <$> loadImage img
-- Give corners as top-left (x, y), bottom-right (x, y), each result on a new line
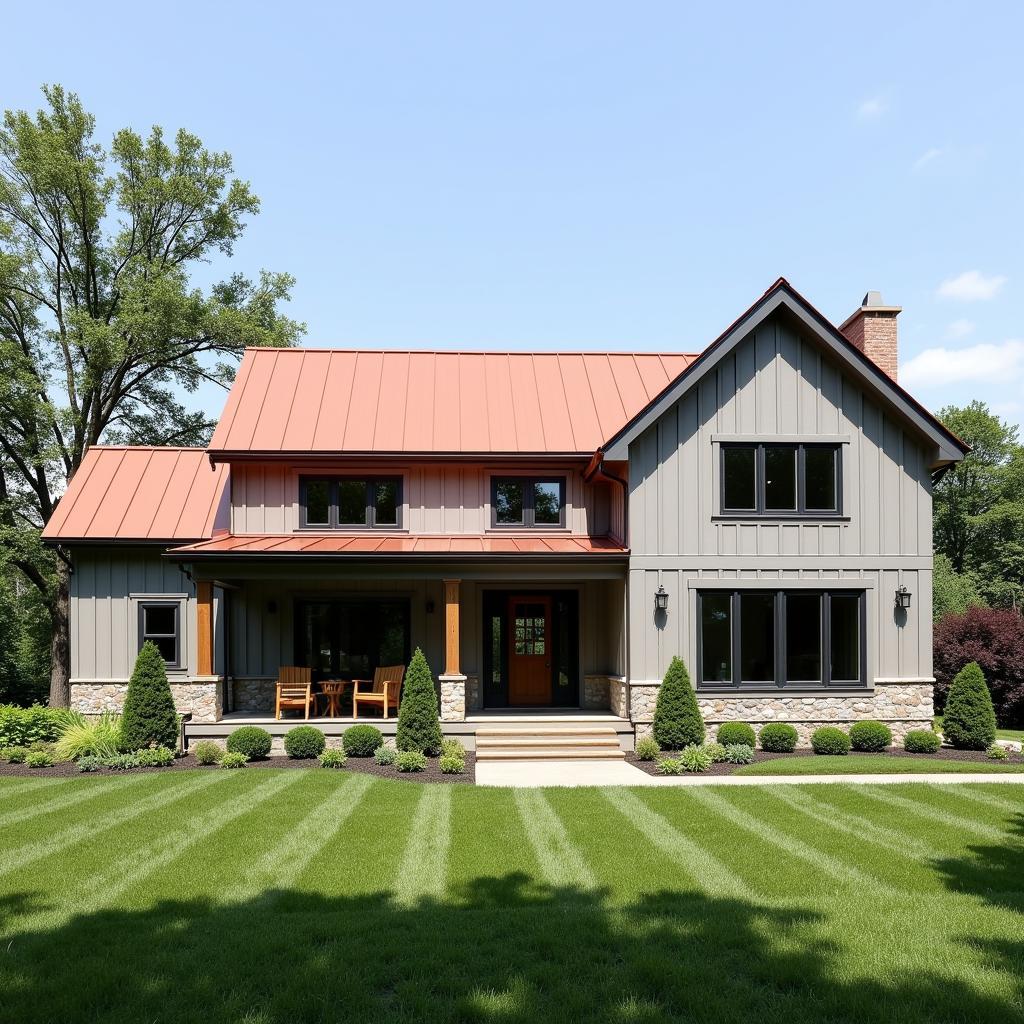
top-left (1, 869), bottom-right (1023, 1023)
top-left (933, 810), bottom-right (1024, 913)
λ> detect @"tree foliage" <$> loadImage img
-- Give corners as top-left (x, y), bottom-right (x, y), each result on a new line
top-left (932, 553), bottom-right (985, 623)
top-left (0, 85), bottom-right (303, 702)
top-left (652, 656), bottom-right (705, 750)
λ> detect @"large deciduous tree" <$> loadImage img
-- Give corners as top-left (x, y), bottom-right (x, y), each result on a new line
top-left (0, 86), bottom-right (303, 705)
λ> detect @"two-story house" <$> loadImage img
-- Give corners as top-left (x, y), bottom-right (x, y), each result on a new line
top-left (42, 279), bottom-right (967, 750)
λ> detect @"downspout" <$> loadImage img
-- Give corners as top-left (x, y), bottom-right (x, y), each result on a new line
top-left (583, 450), bottom-right (629, 546)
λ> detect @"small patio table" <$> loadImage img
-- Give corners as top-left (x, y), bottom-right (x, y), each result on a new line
top-left (320, 680), bottom-right (352, 717)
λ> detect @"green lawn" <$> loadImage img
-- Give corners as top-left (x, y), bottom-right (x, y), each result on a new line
top-left (1, 771), bottom-right (1023, 1023)
top-left (737, 754), bottom-right (1024, 775)
top-left (935, 715), bottom-right (1024, 743)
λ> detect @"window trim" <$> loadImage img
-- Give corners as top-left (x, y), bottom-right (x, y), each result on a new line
top-left (696, 589), bottom-right (866, 690)
top-left (299, 476), bottom-right (403, 530)
top-left (138, 600), bottom-right (182, 669)
top-left (490, 476), bottom-right (567, 529)
top-left (720, 442), bottom-right (843, 518)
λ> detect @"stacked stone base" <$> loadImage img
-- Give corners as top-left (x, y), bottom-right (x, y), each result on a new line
top-left (630, 681), bottom-right (933, 746)
top-left (70, 679), bottom-right (223, 723)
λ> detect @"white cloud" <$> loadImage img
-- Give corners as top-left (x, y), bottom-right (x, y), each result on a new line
top-left (912, 147), bottom-right (943, 171)
top-left (857, 96), bottom-right (886, 119)
top-left (936, 270), bottom-right (1007, 302)
top-left (945, 318), bottom-right (975, 339)
top-left (901, 339), bottom-right (1024, 388)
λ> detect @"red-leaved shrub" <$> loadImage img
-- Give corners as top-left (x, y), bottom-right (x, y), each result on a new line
top-left (934, 606), bottom-right (1024, 728)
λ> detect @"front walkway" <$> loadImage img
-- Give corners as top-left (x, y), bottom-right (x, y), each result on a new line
top-left (475, 761), bottom-right (1024, 787)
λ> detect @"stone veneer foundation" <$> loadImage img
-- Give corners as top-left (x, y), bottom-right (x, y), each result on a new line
top-left (439, 674), bottom-right (466, 721)
top-left (70, 678), bottom-right (223, 723)
top-left (629, 680), bottom-right (934, 746)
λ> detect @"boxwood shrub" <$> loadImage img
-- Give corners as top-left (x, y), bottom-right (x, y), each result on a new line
top-left (192, 740), bottom-right (223, 765)
top-left (943, 662), bottom-right (997, 750)
top-left (904, 729), bottom-right (942, 754)
top-left (226, 726), bottom-right (272, 760)
top-left (652, 656), bottom-right (705, 749)
top-left (343, 724), bottom-right (384, 757)
top-left (716, 722), bottom-right (756, 748)
top-left (811, 727), bottom-right (851, 755)
top-left (284, 725), bottom-right (326, 759)
top-left (758, 723), bottom-right (798, 753)
top-left (849, 720), bottom-right (892, 752)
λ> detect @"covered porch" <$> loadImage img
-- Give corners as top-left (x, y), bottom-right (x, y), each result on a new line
top-left (175, 545), bottom-right (629, 725)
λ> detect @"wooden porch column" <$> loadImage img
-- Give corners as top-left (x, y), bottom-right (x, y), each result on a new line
top-left (196, 581), bottom-right (214, 676)
top-left (443, 579), bottom-right (460, 676)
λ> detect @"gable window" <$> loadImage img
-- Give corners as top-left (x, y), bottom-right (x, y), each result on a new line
top-left (491, 477), bottom-right (566, 528)
top-left (300, 477), bottom-right (402, 529)
top-left (697, 589), bottom-right (865, 689)
top-left (139, 602), bottom-right (181, 668)
top-left (721, 443), bottom-right (841, 517)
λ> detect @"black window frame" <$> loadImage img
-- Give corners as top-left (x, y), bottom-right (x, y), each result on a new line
top-left (299, 476), bottom-right (403, 529)
top-left (138, 600), bottom-right (182, 669)
top-left (720, 443), bottom-right (842, 518)
top-left (490, 476), bottom-right (567, 529)
top-left (696, 589), bottom-right (866, 690)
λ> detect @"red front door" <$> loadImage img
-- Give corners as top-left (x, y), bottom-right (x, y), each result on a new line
top-left (508, 596), bottom-right (552, 705)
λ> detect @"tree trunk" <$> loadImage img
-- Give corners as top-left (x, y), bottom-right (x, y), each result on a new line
top-left (48, 567), bottom-right (71, 708)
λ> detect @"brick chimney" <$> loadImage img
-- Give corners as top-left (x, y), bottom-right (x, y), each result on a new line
top-left (838, 291), bottom-right (901, 380)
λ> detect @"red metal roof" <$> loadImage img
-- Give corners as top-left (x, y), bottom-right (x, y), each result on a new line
top-left (208, 349), bottom-right (698, 456)
top-left (42, 448), bottom-right (228, 543)
top-left (169, 533), bottom-right (628, 558)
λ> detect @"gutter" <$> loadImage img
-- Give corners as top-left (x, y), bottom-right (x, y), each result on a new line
top-left (584, 451), bottom-right (629, 545)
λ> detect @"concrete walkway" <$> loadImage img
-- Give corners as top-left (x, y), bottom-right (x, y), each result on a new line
top-left (475, 760), bottom-right (1024, 788)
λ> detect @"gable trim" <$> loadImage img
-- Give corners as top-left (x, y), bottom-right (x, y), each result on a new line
top-left (600, 281), bottom-right (968, 466)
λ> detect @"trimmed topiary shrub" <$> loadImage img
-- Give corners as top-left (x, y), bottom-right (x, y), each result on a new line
top-left (374, 745), bottom-right (398, 766)
top-left (652, 656), bottom-right (705, 750)
top-left (849, 720), bottom-right (893, 753)
top-left (635, 736), bottom-right (660, 761)
top-left (904, 729), bottom-right (942, 754)
top-left (119, 641), bottom-right (180, 752)
top-left (396, 648), bottom-right (443, 755)
top-left (221, 751), bottom-right (248, 769)
top-left (724, 743), bottom-right (755, 765)
top-left (759, 723), bottom-right (798, 753)
top-left (943, 661), bottom-right (997, 750)
top-left (192, 740), bottom-right (223, 765)
top-left (343, 724), bottom-right (384, 757)
top-left (319, 749), bottom-right (347, 769)
top-left (226, 726), bottom-right (272, 760)
top-left (679, 744), bottom-right (713, 773)
top-left (716, 722), bottom-right (756, 748)
top-left (439, 753), bottom-right (465, 774)
top-left (284, 725), bottom-right (326, 759)
top-left (396, 750), bottom-right (427, 772)
top-left (811, 727), bottom-right (851, 755)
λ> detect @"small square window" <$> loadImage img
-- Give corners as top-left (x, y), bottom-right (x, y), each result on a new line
top-left (492, 477), bottom-right (565, 528)
top-left (140, 602), bottom-right (180, 668)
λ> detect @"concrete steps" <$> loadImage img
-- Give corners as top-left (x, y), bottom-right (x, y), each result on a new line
top-left (475, 725), bottom-right (625, 761)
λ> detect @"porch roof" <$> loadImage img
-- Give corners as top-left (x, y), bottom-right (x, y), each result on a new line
top-left (167, 532), bottom-right (629, 559)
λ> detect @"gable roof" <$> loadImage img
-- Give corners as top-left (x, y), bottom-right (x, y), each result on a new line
top-left (600, 278), bottom-right (969, 467)
top-left (208, 349), bottom-right (698, 458)
top-left (41, 447), bottom-right (228, 543)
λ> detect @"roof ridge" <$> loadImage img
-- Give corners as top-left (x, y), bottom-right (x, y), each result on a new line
top-left (241, 346), bottom-right (701, 357)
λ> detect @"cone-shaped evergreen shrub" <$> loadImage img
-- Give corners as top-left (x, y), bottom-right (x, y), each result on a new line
top-left (119, 641), bottom-right (179, 752)
top-left (652, 656), bottom-right (705, 750)
top-left (943, 661), bottom-right (997, 750)
top-left (396, 648), bottom-right (443, 754)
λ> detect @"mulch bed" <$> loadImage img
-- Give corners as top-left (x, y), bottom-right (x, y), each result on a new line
top-left (0, 751), bottom-right (476, 783)
top-left (625, 746), bottom-right (1018, 776)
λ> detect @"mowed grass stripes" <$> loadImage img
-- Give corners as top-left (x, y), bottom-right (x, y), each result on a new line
top-left (0, 773), bottom-right (1021, 1024)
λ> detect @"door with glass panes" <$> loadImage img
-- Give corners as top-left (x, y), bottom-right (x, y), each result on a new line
top-left (507, 595), bottom-right (552, 705)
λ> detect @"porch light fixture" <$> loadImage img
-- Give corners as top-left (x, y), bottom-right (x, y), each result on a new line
top-left (654, 585), bottom-right (669, 612)
top-left (894, 585), bottom-right (912, 610)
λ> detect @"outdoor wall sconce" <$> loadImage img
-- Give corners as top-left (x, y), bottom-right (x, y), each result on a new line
top-left (894, 585), bottom-right (912, 610)
top-left (654, 585), bottom-right (669, 612)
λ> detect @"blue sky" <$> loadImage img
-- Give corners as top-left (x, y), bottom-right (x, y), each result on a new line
top-left (3, 1), bottom-right (1022, 426)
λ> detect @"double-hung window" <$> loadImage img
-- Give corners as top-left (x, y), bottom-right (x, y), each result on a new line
top-left (697, 589), bottom-right (865, 689)
top-left (139, 601), bottom-right (181, 668)
top-left (721, 443), bottom-right (841, 516)
top-left (300, 477), bottom-right (401, 529)
top-left (491, 477), bottom-right (566, 528)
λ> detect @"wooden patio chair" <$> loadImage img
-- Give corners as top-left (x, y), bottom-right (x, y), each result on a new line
top-left (352, 665), bottom-right (405, 719)
top-left (275, 666), bottom-right (314, 720)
